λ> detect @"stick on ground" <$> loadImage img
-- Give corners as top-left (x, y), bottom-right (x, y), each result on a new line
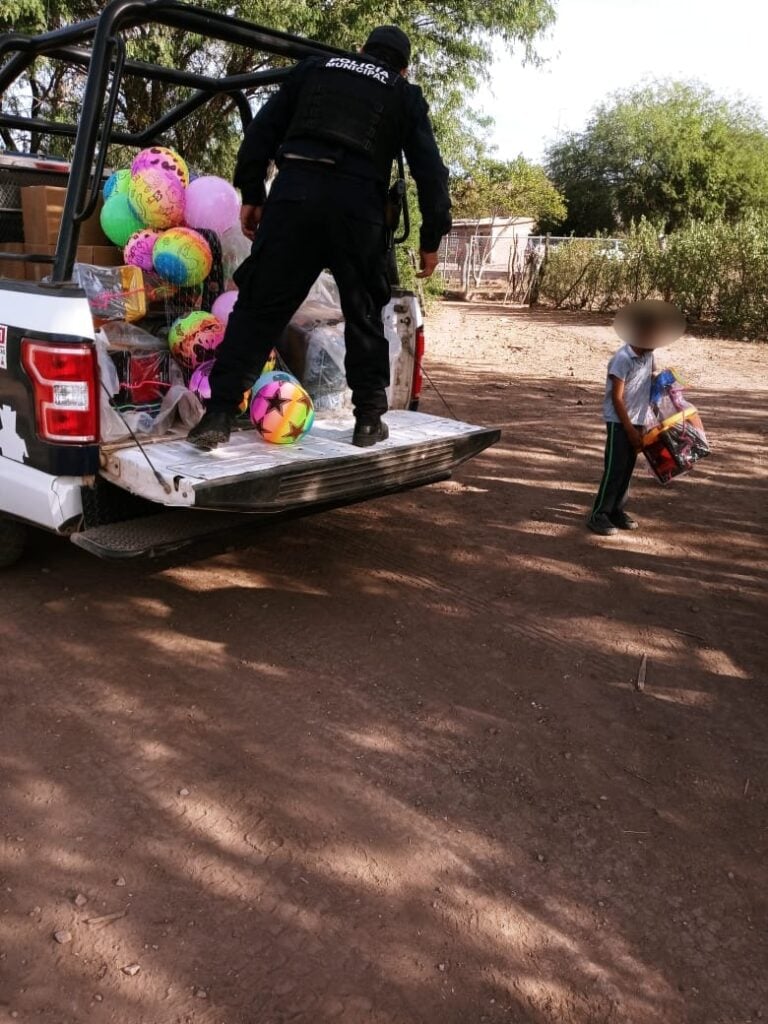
top-left (635, 654), bottom-right (648, 691)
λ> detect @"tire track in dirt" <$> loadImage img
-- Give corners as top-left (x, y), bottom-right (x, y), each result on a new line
top-left (308, 516), bottom-right (623, 681)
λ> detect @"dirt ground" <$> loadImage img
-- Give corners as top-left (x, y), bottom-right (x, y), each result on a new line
top-left (1, 300), bottom-right (767, 1024)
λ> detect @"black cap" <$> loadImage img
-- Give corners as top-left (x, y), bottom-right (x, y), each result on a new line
top-left (364, 25), bottom-right (411, 68)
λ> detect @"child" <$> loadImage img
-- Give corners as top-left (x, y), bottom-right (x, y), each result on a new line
top-left (588, 301), bottom-right (686, 537)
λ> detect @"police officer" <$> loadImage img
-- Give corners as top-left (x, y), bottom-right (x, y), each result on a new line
top-left (188, 25), bottom-right (452, 451)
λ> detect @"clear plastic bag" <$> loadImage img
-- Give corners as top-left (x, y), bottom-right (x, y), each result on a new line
top-left (109, 349), bottom-right (172, 409)
top-left (303, 323), bottom-right (351, 412)
top-left (151, 385), bottom-right (204, 435)
top-left (292, 272), bottom-right (343, 327)
top-left (99, 319), bottom-right (166, 351)
top-left (642, 369), bottom-right (710, 484)
top-left (220, 224), bottom-right (252, 290)
top-left (95, 333), bottom-right (151, 441)
top-left (284, 274), bottom-right (402, 412)
top-left (95, 333), bottom-right (203, 442)
top-left (72, 263), bottom-right (146, 324)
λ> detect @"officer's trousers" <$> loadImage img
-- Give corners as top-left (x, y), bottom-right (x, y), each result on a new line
top-left (207, 193), bottom-right (392, 421)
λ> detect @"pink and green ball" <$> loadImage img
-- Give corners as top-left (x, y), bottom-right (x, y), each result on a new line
top-left (169, 311), bottom-right (225, 372)
top-left (250, 374), bottom-right (314, 445)
top-left (128, 168), bottom-right (185, 230)
top-left (123, 228), bottom-right (162, 272)
top-left (153, 227), bottom-right (212, 286)
top-left (130, 146), bottom-right (189, 188)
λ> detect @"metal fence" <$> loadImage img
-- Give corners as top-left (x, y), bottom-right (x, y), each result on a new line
top-left (439, 228), bottom-right (532, 301)
top-left (439, 232), bottom-right (625, 303)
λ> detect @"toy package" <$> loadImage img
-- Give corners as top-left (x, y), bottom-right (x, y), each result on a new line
top-left (108, 349), bottom-right (171, 410)
top-left (72, 262), bottom-right (146, 324)
top-left (98, 320), bottom-right (176, 413)
top-left (642, 368), bottom-right (710, 484)
top-left (279, 272), bottom-right (402, 413)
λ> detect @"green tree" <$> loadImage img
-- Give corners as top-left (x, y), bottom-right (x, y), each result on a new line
top-left (451, 156), bottom-right (566, 225)
top-left (0, 0), bottom-right (556, 173)
top-left (545, 81), bottom-right (768, 235)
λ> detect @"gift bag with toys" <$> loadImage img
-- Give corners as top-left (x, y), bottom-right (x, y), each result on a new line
top-left (642, 368), bottom-right (710, 484)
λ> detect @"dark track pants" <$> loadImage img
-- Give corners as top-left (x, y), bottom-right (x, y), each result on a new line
top-left (207, 195), bottom-right (391, 420)
top-left (591, 422), bottom-right (640, 518)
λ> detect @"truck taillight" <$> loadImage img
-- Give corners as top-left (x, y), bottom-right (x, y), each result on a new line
top-left (21, 340), bottom-right (99, 443)
top-left (411, 324), bottom-right (425, 403)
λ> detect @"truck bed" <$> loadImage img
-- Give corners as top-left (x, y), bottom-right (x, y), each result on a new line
top-left (100, 410), bottom-right (500, 512)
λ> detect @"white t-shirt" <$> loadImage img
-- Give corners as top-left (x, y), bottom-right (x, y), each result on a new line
top-left (603, 344), bottom-right (654, 426)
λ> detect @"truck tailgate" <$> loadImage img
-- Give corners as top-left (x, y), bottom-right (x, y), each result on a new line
top-left (100, 411), bottom-right (499, 513)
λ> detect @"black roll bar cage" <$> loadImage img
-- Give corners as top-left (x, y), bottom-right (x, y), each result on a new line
top-left (0, 0), bottom-right (410, 284)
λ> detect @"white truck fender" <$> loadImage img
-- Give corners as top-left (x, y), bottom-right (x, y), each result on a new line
top-left (0, 455), bottom-right (83, 531)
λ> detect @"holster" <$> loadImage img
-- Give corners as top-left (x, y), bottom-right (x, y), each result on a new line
top-left (385, 178), bottom-right (406, 233)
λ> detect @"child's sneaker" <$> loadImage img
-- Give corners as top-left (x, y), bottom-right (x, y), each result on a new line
top-left (587, 513), bottom-right (618, 536)
top-left (610, 511), bottom-right (639, 531)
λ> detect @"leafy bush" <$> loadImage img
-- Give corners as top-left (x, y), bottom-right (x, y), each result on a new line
top-left (658, 221), bottom-right (725, 319)
top-left (539, 215), bottom-right (768, 338)
top-left (715, 216), bottom-right (768, 338)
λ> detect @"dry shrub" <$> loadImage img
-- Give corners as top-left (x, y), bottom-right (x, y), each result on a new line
top-left (539, 216), bottom-right (768, 339)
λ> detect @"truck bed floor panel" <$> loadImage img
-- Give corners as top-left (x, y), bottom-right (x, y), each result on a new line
top-left (100, 411), bottom-right (500, 512)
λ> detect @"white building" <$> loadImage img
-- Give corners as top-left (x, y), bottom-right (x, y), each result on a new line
top-left (440, 216), bottom-right (536, 296)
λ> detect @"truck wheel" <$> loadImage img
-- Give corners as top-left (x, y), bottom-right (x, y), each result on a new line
top-left (0, 517), bottom-right (27, 568)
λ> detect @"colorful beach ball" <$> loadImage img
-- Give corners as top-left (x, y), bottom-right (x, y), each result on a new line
top-left (100, 193), bottom-right (146, 247)
top-left (130, 146), bottom-right (189, 188)
top-left (250, 372), bottom-right (315, 445)
top-left (103, 168), bottom-right (131, 202)
top-left (188, 360), bottom-right (250, 413)
top-left (169, 311), bottom-right (225, 372)
top-left (123, 228), bottom-right (162, 273)
top-left (128, 167), bottom-right (185, 230)
top-left (153, 227), bottom-right (212, 286)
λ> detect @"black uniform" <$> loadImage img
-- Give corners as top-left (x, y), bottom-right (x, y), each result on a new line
top-left (206, 53), bottom-right (452, 421)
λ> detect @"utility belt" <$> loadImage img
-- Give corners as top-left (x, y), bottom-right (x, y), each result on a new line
top-left (278, 151), bottom-right (408, 243)
top-left (281, 153), bottom-right (337, 169)
top-left (278, 152), bottom-right (382, 191)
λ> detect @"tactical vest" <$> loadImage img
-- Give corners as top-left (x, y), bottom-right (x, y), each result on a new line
top-left (283, 56), bottom-right (406, 183)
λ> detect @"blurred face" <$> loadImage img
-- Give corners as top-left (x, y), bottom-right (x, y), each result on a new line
top-left (632, 320), bottom-right (668, 352)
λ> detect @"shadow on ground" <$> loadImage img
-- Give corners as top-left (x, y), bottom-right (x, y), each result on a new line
top-left (0, 356), bottom-right (766, 1024)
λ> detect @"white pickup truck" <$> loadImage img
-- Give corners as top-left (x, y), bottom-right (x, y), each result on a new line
top-left (0, 2), bottom-right (499, 567)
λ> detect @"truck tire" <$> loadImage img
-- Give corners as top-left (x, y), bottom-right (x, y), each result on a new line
top-left (0, 517), bottom-right (27, 568)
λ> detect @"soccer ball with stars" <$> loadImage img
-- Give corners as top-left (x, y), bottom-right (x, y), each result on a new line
top-left (249, 372), bottom-right (315, 445)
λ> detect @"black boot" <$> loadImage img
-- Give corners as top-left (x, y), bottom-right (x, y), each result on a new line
top-left (352, 417), bottom-right (389, 448)
top-left (187, 411), bottom-right (234, 452)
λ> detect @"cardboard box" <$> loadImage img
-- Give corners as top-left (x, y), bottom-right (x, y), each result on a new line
top-left (24, 243), bottom-right (123, 282)
top-left (78, 245), bottom-right (124, 269)
top-left (0, 242), bottom-right (27, 281)
top-left (21, 185), bottom-right (109, 247)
